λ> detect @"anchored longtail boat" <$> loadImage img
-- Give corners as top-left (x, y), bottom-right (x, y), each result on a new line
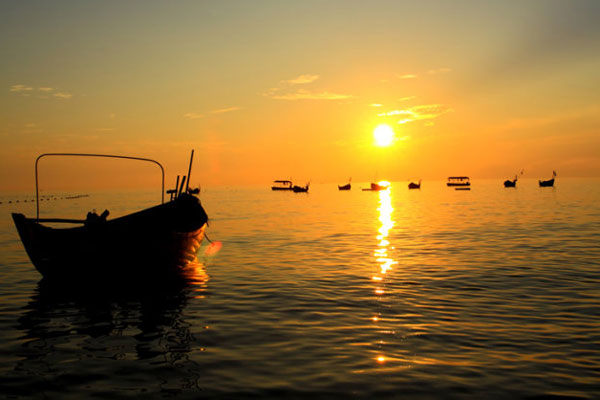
top-left (539, 171), bottom-right (556, 187)
top-left (338, 178), bottom-right (351, 191)
top-left (292, 183), bottom-right (309, 193)
top-left (362, 182), bottom-right (389, 191)
top-left (408, 180), bottom-right (421, 189)
top-left (12, 152), bottom-right (209, 280)
top-left (504, 176), bottom-right (517, 187)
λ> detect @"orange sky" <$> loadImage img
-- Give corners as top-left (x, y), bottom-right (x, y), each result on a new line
top-left (1, 1), bottom-right (599, 191)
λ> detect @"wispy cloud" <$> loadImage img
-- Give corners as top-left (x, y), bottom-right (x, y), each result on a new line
top-left (282, 74), bottom-right (320, 85)
top-left (210, 106), bottom-right (241, 114)
top-left (266, 89), bottom-right (352, 101)
top-left (370, 103), bottom-right (383, 107)
top-left (378, 104), bottom-right (453, 124)
top-left (398, 96), bottom-right (416, 102)
top-left (185, 106), bottom-right (241, 119)
top-left (264, 74), bottom-right (353, 101)
top-left (10, 84), bottom-right (33, 92)
top-left (184, 112), bottom-right (205, 119)
top-left (10, 84), bottom-right (72, 99)
top-left (396, 68), bottom-right (451, 80)
top-left (53, 92), bottom-right (72, 99)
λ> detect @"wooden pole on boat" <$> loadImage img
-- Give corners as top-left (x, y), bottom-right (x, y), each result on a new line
top-left (171, 175), bottom-right (180, 201)
top-left (178, 176), bottom-right (187, 197)
top-left (185, 149), bottom-right (194, 193)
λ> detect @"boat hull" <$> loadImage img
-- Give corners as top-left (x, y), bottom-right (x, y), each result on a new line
top-left (12, 194), bottom-right (208, 280)
top-left (504, 180), bottom-right (517, 187)
top-left (292, 185), bottom-right (309, 193)
top-left (539, 178), bottom-right (554, 187)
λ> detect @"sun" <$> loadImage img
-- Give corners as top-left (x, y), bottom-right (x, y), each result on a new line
top-left (373, 124), bottom-right (395, 147)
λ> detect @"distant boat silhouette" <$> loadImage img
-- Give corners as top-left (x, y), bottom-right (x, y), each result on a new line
top-left (338, 178), bottom-right (351, 191)
top-left (504, 176), bottom-right (517, 187)
top-left (292, 183), bottom-right (309, 193)
top-left (272, 180), bottom-right (293, 191)
top-left (504, 169), bottom-right (523, 188)
top-left (362, 182), bottom-right (389, 191)
top-left (539, 171), bottom-right (556, 187)
top-left (408, 180), bottom-right (421, 189)
top-left (447, 176), bottom-right (470, 187)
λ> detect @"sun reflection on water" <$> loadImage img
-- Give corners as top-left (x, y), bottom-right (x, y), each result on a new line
top-left (371, 185), bottom-right (397, 366)
top-left (181, 257), bottom-right (210, 299)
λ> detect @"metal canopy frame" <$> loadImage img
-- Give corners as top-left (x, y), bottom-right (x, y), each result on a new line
top-left (35, 153), bottom-right (165, 219)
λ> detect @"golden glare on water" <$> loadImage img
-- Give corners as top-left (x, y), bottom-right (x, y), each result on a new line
top-left (373, 124), bottom-right (395, 147)
top-left (371, 187), bottom-right (397, 366)
top-left (375, 188), bottom-right (397, 275)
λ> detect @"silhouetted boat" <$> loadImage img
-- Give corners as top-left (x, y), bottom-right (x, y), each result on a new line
top-left (272, 180), bottom-right (293, 191)
top-left (292, 183), bottom-right (309, 193)
top-left (504, 177), bottom-right (517, 187)
top-left (539, 171), bottom-right (556, 187)
top-left (447, 176), bottom-right (470, 187)
top-left (408, 180), bottom-right (421, 189)
top-left (504, 169), bottom-right (523, 188)
top-left (362, 182), bottom-right (389, 191)
top-left (12, 152), bottom-right (209, 281)
top-left (338, 178), bottom-right (351, 191)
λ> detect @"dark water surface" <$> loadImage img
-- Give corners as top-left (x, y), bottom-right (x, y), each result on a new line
top-left (1, 179), bottom-right (599, 399)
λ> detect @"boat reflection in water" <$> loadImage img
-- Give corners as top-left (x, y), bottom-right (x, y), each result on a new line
top-left (13, 256), bottom-right (210, 397)
top-left (371, 184), bottom-right (397, 365)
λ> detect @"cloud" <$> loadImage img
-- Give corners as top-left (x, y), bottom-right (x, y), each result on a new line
top-left (266, 89), bottom-right (352, 100)
top-left (378, 104), bottom-right (453, 124)
top-left (210, 106), bottom-right (241, 114)
top-left (265, 74), bottom-right (352, 101)
top-left (185, 107), bottom-right (241, 119)
top-left (398, 74), bottom-right (417, 79)
top-left (282, 74), bottom-right (320, 85)
top-left (184, 112), bottom-right (205, 119)
top-left (10, 84), bottom-right (33, 92)
top-left (53, 92), bottom-right (72, 99)
top-left (370, 103), bottom-right (383, 107)
top-left (10, 84), bottom-right (73, 99)
top-left (397, 96), bottom-right (416, 102)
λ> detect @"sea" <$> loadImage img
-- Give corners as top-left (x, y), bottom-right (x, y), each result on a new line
top-left (0, 178), bottom-right (599, 399)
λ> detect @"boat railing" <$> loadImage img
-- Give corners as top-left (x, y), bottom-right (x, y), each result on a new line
top-left (35, 153), bottom-right (165, 219)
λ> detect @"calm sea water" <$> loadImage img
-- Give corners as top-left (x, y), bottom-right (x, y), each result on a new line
top-left (1, 179), bottom-right (599, 399)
